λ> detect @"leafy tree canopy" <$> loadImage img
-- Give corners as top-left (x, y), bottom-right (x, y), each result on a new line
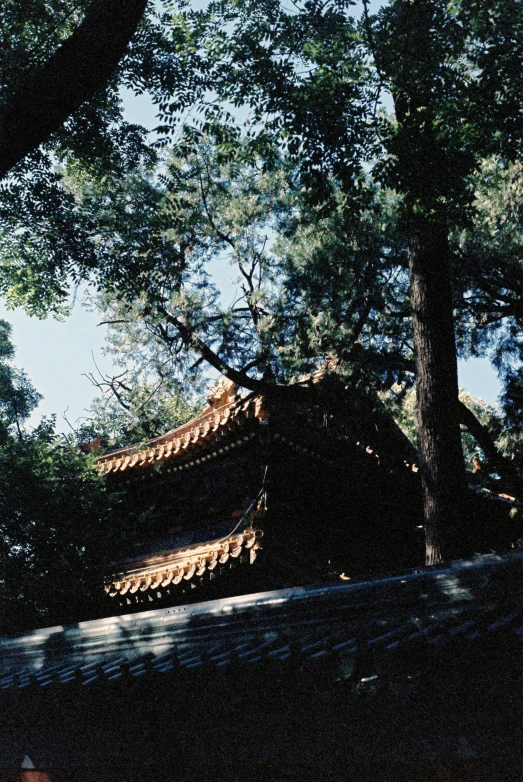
top-left (77, 372), bottom-right (201, 450)
top-left (0, 0), bottom-right (181, 315)
top-left (1, 1), bottom-right (520, 391)
top-left (0, 1), bottom-right (522, 562)
top-left (0, 320), bottom-right (126, 631)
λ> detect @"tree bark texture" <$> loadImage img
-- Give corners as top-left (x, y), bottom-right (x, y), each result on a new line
top-left (0, 0), bottom-right (147, 180)
top-left (409, 220), bottom-right (468, 565)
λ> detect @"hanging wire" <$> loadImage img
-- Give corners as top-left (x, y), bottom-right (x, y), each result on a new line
top-left (217, 464), bottom-right (268, 543)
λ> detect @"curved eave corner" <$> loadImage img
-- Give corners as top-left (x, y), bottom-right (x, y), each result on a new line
top-left (96, 382), bottom-right (269, 477)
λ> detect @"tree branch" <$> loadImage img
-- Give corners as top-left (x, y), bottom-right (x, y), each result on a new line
top-left (0, 0), bottom-right (147, 179)
top-left (458, 399), bottom-right (522, 499)
top-left (156, 303), bottom-right (313, 399)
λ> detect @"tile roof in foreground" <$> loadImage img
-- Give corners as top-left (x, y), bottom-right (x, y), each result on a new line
top-left (1, 551), bottom-right (522, 692)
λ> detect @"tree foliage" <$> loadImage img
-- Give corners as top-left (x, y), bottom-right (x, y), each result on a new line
top-left (77, 372), bottom-right (201, 450)
top-left (146, 0), bottom-right (523, 562)
top-left (0, 0), bottom-right (175, 315)
top-left (0, 321), bottom-right (124, 631)
top-left (0, 1), bottom-right (522, 564)
top-left (59, 140), bottom-right (413, 397)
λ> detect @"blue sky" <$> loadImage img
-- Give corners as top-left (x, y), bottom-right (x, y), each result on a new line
top-left (0, 298), bottom-right (115, 431)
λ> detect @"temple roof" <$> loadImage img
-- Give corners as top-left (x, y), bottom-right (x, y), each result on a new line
top-left (96, 381), bottom-right (269, 476)
top-left (95, 377), bottom-right (422, 483)
top-left (103, 526), bottom-right (263, 599)
top-left (95, 379), bottom-right (521, 513)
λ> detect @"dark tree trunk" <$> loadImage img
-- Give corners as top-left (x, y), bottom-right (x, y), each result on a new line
top-left (0, 0), bottom-right (147, 179)
top-left (408, 219), bottom-right (468, 565)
